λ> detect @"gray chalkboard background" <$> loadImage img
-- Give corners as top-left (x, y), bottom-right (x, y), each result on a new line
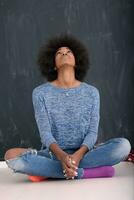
top-left (0, 0), bottom-right (134, 160)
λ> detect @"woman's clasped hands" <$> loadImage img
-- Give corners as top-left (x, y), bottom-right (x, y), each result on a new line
top-left (61, 153), bottom-right (81, 180)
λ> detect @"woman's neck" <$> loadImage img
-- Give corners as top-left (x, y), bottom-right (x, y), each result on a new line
top-left (51, 79), bottom-right (81, 89)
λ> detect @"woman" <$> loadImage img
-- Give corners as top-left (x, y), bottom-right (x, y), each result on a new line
top-left (4, 33), bottom-right (131, 181)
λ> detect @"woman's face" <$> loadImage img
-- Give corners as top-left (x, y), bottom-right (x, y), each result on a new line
top-left (55, 47), bottom-right (76, 69)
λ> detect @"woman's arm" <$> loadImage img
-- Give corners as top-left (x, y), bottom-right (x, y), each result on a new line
top-left (32, 88), bottom-right (59, 150)
top-left (79, 87), bottom-right (100, 155)
top-left (32, 89), bottom-right (69, 160)
top-left (73, 88), bottom-right (100, 160)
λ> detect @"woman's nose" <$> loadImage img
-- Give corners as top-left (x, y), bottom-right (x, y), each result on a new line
top-left (62, 52), bottom-right (67, 55)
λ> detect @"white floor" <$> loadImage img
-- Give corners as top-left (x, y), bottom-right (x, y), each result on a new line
top-left (0, 161), bottom-right (134, 200)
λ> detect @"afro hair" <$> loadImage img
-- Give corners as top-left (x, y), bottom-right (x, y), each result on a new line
top-left (37, 33), bottom-right (90, 81)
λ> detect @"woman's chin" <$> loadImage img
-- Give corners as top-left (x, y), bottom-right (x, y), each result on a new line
top-left (60, 63), bottom-right (74, 68)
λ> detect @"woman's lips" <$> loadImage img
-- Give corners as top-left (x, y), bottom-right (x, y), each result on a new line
top-left (61, 56), bottom-right (70, 60)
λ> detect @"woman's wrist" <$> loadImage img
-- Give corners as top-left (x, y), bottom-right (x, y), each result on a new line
top-left (74, 145), bottom-right (89, 159)
top-left (58, 151), bottom-right (68, 161)
top-left (49, 143), bottom-right (67, 161)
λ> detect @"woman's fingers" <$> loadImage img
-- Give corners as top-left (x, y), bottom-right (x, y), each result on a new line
top-left (62, 154), bottom-right (78, 179)
top-left (63, 164), bottom-right (78, 179)
top-left (64, 168), bottom-right (78, 179)
top-left (66, 156), bottom-right (78, 171)
top-left (63, 165), bottom-right (77, 178)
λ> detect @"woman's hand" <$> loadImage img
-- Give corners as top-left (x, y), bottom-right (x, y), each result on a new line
top-left (60, 153), bottom-right (78, 179)
top-left (68, 145), bottom-right (88, 170)
top-left (68, 152), bottom-right (83, 169)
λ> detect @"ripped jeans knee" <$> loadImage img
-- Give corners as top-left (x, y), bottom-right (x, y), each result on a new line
top-left (5, 148), bottom-right (37, 174)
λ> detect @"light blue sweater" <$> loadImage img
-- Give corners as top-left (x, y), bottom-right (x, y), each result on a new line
top-left (32, 81), bottom-right (100, 151)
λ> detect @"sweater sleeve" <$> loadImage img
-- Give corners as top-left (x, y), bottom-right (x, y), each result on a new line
top-left (32, 89), bottom-right (58, 149)
top-left (80, 87), bottom-right (100, 151)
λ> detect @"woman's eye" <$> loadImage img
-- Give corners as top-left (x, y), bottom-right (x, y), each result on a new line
top-left (56, 52), bottom-right (61, 55)
top-left (67, 50), bottom-right (72, 53)
top-left (56, 50), bottom-right (72, 55)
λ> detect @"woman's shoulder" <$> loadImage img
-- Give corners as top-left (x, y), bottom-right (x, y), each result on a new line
top-left (83, 82), bottom-right (100, 95)
top-left (32, 82), bottom-right (50, 96)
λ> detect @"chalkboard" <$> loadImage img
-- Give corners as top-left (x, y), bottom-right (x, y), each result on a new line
top-left (0, 0), bottom-right (134, 160)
